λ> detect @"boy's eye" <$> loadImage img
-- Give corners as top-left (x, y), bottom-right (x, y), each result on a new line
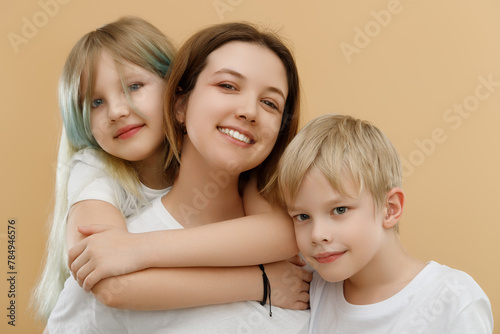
top-left (91, 99), bottom-right (104, 108)
top-left (294, 213), bottom-right (310, 222)
top-left (129, 83), bottom-right (143, 92)
top-left (333, 207), bottom-right (348, 215)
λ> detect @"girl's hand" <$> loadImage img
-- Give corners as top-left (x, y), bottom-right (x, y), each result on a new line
top-left (263, 260), bottom-right (311, 310)
top-left (68, 225), bottom-right (147, 292)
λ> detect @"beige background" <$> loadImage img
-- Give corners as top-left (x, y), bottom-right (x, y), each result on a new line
top-left (1, 0), bottom-right (499, 332)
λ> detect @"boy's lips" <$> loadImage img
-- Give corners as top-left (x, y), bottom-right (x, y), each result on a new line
top-left (314, 251), bottom-right (346, 264)
top-left (114, 124), bottom-right (144, 139)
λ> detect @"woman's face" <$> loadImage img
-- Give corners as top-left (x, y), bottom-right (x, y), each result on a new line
top-left (179, 41), bottom-right (288, 175)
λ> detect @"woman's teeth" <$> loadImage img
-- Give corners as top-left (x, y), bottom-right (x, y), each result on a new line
top-left (218, 127), bottom-right (251, 144)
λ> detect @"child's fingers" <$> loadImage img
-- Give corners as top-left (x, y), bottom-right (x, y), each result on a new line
top-left (67, 241), bottom-right (87, 270)
top-left (74, 260), bottom-right (93, 289)
top-left (73, 254), bottom-right (106, 291)
top-left (82, 271), bottom-right (100, 292)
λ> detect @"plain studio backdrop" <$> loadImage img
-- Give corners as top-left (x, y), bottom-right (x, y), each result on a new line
top-left (1, 0), bottom-right (499, 332)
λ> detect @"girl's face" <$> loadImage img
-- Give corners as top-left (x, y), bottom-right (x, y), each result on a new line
top-left (86, 51), bottom-right (166, 164)
top-left (179, 41), bottom-right (288, 175)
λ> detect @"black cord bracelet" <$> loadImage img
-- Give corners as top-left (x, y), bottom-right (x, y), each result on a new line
top-left (258, 264), bottom-right (272, 317)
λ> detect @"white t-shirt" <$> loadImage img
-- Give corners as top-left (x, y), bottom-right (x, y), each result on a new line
top-left (48, 149), bottom-right (310, 333)
top-left (309, 261), bottom-right (493, 334)
top-left (121, 196), bottom-right (310, 334)
top-left (48, 149), bottom-right (168, 333)
top-left (66, 149), bottom-right (166, 218)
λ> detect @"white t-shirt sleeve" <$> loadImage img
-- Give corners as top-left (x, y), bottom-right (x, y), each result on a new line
top-left (447, 293), bottom-right (494, 333)
top-left (67, 149), bottom-right (119, 210)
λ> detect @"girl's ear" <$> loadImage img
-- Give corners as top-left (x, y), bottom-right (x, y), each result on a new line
top-left (383, 187), bottom-right (404, 229)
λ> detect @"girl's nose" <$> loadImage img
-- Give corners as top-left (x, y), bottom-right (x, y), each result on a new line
top-left (108, 96), bottom-right (131, 121)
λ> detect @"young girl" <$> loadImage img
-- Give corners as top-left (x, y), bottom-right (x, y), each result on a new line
top-left (33, 16), bottom-right (175, 321)
top-left (40, 19), bottom-right (310, 333)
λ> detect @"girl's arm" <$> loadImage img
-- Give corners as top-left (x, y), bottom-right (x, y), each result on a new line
top-left (69, 176), bottom-right (311, 311)
top-left (69, 178), bottom-right (299, 291)
top-left (70, 208), bottom-right (297, 289)
top-left (68, 200), bottom-right (311, 311)
top-left (66, 200), bottom-right (127, 252)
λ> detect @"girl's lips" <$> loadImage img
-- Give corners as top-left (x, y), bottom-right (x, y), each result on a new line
top-left (314, 251), bottom-right (345, 264)
top-left (115, 124), bottom-right (144, 139)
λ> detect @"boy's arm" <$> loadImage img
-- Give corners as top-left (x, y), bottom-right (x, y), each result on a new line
top-left (92, 261), bottom-right (310, 310)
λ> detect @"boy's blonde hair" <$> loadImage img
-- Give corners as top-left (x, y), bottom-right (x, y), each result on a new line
top-left (276, 114), bottom-right (402, 216)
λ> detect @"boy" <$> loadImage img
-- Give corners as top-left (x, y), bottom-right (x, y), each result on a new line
top-left (275, 114), bottom-right (493, 333)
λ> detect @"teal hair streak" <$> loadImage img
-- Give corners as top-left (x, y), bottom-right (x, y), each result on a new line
top-left (59, 71), bottom-right (100, 151)
top-left (143, 39), bottom-right (171, 78)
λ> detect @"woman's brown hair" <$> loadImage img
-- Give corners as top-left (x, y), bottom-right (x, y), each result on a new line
top-left (164, 22), bottom-right (300, 197)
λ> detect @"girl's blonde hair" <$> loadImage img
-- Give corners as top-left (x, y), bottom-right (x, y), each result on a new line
top-left (276, 114), bottom-right (402, 215)
top-left (32, 16), bottom-right (175, 320)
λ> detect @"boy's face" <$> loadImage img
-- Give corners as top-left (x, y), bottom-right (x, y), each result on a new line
top-left (286, 168), bottom-right (386, 283)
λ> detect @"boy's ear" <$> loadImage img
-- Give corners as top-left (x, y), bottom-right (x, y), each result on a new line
top-left (383, 187), bottom-right (404, 229)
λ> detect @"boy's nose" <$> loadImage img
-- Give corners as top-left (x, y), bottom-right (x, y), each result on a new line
top-left (310, 219), bottom-right (332, 245)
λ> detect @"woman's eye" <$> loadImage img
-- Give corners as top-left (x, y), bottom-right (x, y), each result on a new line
top-left (333, 207), bottom-right (348, 215)
top-left (91, 99), bottom-right (104, 108)
top-left (218, 83), bottom-right (236, 90)
top-left (129, 83), bottom-right (143, 92)
top-left (294, 213), bottom-right (310, 222)
top-left (262, 100), bottom-right (278, 110)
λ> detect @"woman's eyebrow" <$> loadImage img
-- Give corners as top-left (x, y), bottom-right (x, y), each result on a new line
top-left (214, 68), bottom-right (245, 79)
top-left (214, 68), bottom-right (286, 101)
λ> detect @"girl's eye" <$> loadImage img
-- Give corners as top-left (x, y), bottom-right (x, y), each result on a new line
top-left (91, 99), bottom-right (104, 108)
top-left (218, 83), bottom-right (236, 90)
top-left (294, 213), bottom-right (310, 222)
top-left (262, 100), bottom-right (279, 110)
top-left (333, 207), bottom-right (348, 215)
top-left (129, 83), bottom-right (143, 92)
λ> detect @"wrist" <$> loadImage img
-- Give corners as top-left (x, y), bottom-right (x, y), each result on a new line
top-left (135, 232), bottom-right (157, 269)
top-left (258, 264), bottom-right (272, 316)
top-left (241, 266), bottom-right (263, 302)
